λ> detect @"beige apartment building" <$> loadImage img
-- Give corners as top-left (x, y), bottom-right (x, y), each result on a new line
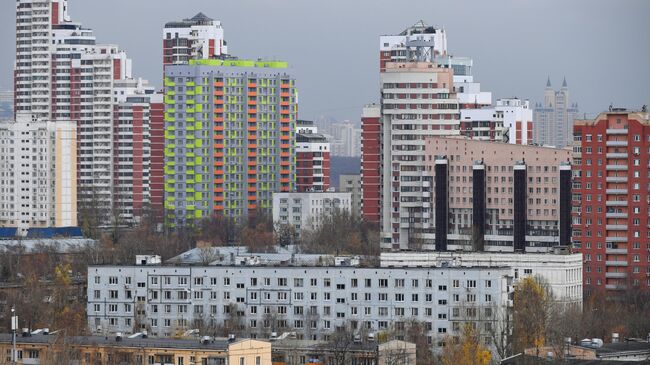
top-left (423, 137), bottom-right (572, 252)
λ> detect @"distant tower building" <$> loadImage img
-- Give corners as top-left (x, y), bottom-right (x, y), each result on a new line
top-left (163, 13), bottom-right (227, 66)
top-left (296, 120), bottom-right (330, 192)
top-left (533, 77), bottom-right (579, 147)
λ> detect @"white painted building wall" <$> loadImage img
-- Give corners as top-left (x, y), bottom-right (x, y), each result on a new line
top-left (273, 192), bottom-right (352, 233)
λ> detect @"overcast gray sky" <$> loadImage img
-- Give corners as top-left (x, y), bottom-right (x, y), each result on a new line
top-left (1, 0), bottom-right (648, 122)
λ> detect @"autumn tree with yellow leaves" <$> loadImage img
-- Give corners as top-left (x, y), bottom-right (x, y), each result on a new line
top-left (439, 322), bottom-right (491, 365)
top-left (512, 276), bottom-right (553, 354)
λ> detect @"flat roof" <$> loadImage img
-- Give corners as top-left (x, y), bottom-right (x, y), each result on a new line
top-left (0, 334), bottom-right (261, 351)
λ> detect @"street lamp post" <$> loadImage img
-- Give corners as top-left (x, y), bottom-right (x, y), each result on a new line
top-left (11, 306), bottom-right (18, 365)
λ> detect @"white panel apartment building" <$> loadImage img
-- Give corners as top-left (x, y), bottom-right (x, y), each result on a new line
top-left (0, 119), bottom-right (77, 234)
top-left (273, 192), bottom-right (352, 234)
top-left (381, 251), bottom-right (583, 305)
top-left (88, 261), bottom-right (512, 350)
top-left (14, 0), bottom-right (145, 225)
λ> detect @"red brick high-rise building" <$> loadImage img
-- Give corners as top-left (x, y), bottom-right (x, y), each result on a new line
top-left (296, 120), bottom-right (330, 192)
top-left (361, 104), bottom-right (381, 224)
top-left (572, 109), bottom-right (650, 295)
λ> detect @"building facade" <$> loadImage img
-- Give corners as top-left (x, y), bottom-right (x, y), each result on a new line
top-left (87, 262), bottom-right (512, 351)
top-left (361, 104), bottom-right (381, 224)
top-left (272, 192), bottom-right (352, 234)
top-left (296, 120), bottom-right (330, 192)
top-left (533, 77), bottom-right (579, 148)
top-left (0, 334), bottom-right (271, 365)
top-left (572, 109), bottom-right (650, 295)
top-left (163, 12), bottom-right (227, 66)
top-left (164, 59), bottom-right (297, 226)
top-left (0, 120), bottom-right (77, 235)
top-left (380, 251), bottom-right (583, 305)
top-left (422, 137), bottom-right (573, 252)
top-left (339, 174), bottom-right (362, 218)
top-left (14, 0), bottom-right (160, 226)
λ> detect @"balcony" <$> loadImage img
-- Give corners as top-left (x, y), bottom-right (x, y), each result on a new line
top-left (605, 284), bottom-right (627, 291)
top-left (605, 260), bottom-right (628, 267)
top-left (606, 189), bottom-right (628, 195)
top-left (606, 128), bottom-right (628, 135)
top-left (606, 248), bottom-right (629, 254)
top-left (605, 201), bottom-right (627, 207)
top-left (605, 236), bottom-right (627, 243)
top-left (605, 225), bottom-right (628, 230)
top-left (606, 176), bottom-right (627, 183)
top-left (605, 212), bottom-right (628, 219)
top-left (606, 153), bottom-right (628, 159)
top-left (606, 140), bottom-right (628, 147)
top-left (605, 272), bottom-right (627, 278)
top-left (606, 165), bottom-right (628, 171)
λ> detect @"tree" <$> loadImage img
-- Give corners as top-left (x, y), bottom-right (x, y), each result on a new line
top-left (439, 323), bottom-right (491, 365)
top-left (487, 303), bottom-right (513, 361)
top-left (512, 276), bottom-right (553, 354)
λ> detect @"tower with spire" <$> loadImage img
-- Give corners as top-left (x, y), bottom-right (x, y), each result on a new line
top-left (533, 77), bottom-right (579, 147)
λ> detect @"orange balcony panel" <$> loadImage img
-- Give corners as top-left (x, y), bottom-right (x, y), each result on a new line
top-left (280, 118), bottom-right (290, 123)
top-left (247, 100), bottom-right (257, 106)
top-left (213, 125), bottom-right (224, 131)
top-left (247, 91), bottom-right (257, 97)
top-left (214, 116), bottom-right (224, 122)
top-left (214, 161), bottom-right (224, 167)
top-left (247, 204), bottom-right (257, 210)
top-left (280, 110), bottom-right (290, 115)
top-left (248, 152), bottom-right (257, 158)
top-left (214, 81), bottom-right (224, 87)
top-left (214, 133), bottom-right (224, 139)
top-left (280, 101), bottom-right (290, 106)
top-left (280, 161), bottom-right (290, 166)
top-left (214, 90), bottom-right (224, 96)
top-left (248, 169), bottom-right (256, 175)
top-left (215, 169), bottom-right (224, 175)
top-left (247, 136), bottom-right (257, 141)
top-left (247, 109), bottom-right (257, 114)
top-left (281, 83), bottom-right (290, 88)
top-left (280, 126), bottom-right (290, 132)
top-left (214, 143), bottom-right (224, 149)
top-left (248, 83), bottom-right (257, 88)
top-left (247, 117), bottom-right (257, 123)
top-left (247, 178), bottom-right (257, 184)
top-left (247, 126), bottom-right (257, 132)
top-left (280, 135), bottom-right (290, 141)
top-left (247, 161), bottom-right (256, 166)
top-left (248, 195), bottom-right (256, 201)
top-left (214, 187), bottom-right (224, 192)
top-left (280, 152), bottom-right (289, 158)
top-left (215, 205), bottom-right (225, 211)
top-left (214, 152), bottom-right (224, 158)
top-left (280, 92), bottom-right (290, 97)
top-left (280, 178), bottom-right (290, 183)
top-left (281, 170), bottom-right (290, 175)
top-left (214, 108), bottom-right (224, 113)
top-left (280, 143), bottom-right (290, 149)
top-left (248, 144), bottom-right (257, 149)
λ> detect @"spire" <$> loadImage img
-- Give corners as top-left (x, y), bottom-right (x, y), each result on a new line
top-left (562, 76), bottom-right (567, 88)
top-left (546, 76), bottom-right (551, 88)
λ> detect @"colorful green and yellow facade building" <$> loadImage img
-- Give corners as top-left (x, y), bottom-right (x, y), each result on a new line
top-left (163, 59), bottom-right (297, 227)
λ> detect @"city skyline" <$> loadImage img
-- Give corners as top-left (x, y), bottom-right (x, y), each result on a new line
top-left (1, 0), bottom-right (648, 122)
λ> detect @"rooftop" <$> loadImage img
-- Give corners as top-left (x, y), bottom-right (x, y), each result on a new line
top-left (0, 333), bottom-right (260, 352)
top-left (188, 59), bottom-right (288, 69)
top-left (164, 12), bottom-right (217, 28)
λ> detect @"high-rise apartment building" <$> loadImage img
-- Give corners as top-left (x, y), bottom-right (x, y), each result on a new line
top-left (13, 0), bottom-right (160, 226)
top-left (163, 13), bottom-right (227, 66)
top-left (459, 98), bottom-right (533, 144)
top-left (361, 104), bottom-right (381, 224)
top-left (533, 77), bottom-right (579, 148)
top-left (423, 137), bottom-right (572, 252)
top-left (296, 120), bottom-right (330, 192)
top-left (0, 119), bottom-right (77, 235)
top-left (112, 79), bottom-right (161, 224)
top-left (163, 59), bottom-right (297, 227)
top-left (572, 109), bottom-right (650, 295)
top-left (373, 23), bottom-right (508, 248)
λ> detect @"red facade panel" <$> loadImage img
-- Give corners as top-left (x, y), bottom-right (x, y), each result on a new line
top-left (361, 115), bottom-right (381, 223)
